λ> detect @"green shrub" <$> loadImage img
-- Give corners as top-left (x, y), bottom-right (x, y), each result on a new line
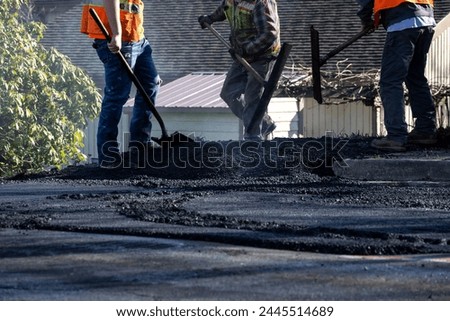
top-left (0, 0), bottom-right (101, 177)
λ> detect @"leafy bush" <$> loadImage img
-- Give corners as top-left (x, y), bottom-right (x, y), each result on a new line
top-left (0, 0), bottom-right (101, 177)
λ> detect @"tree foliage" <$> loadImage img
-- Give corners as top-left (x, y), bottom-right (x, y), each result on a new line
top-left (0, 0), bottom-right (101, 177)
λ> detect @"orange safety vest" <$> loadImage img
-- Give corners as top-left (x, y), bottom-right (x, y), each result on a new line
top-left (80, 0), bottom-right (144, 42)
top-left (374, 0), bottom-right (434, 26)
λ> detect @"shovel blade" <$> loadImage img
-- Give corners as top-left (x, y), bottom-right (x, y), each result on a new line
top-left (151, 132), bottom-right (195, 147)
top-left (247, 42), bottom-right (292, 134)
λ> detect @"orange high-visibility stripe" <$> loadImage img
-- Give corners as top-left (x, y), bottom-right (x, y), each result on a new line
top-left (80, 1), bottom-right (144, 42)
top-left (374, 0), bottom-right (434, 26)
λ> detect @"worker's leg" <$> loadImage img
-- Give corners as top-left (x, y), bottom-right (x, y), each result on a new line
top-left (379, 30), bottom-right (414, 143)
top-left (405, 26), bottom-right (436, 134)
top-left (94, 39), bottom-right (132, 166)
top-left (220, 61), bottom-right (247, 120)
top-left (130, 39), bottom-right (161, 144)
top-left (243, 59), bottom-right (269, 137)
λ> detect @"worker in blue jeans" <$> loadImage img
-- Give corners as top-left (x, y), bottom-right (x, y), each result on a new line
top-left (356, 0), bottom-right (437, 152)
top-left (81, 0), bottom-right (161, 167)
top-left (93, 38), bottom-right (160, 167)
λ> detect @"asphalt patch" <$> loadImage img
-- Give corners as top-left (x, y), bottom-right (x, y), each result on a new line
top-left (2, 136), bottom-right (450, 256)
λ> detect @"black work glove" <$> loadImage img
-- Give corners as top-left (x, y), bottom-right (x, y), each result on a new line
top-left (228, 47), bottom-right (245, 60)
top-left (198, 15), bottom-right (213, 29)
top-left (360, 19), bottom-right (375, 33)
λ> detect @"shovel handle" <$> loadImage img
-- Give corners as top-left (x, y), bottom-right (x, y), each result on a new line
top-left (204, 23), bottom-right (266, 86)
top-left (89, 8), bottom-right (169, 138)
top-left (89, 7), bottom-right (112, 42)
top-left (320, 26), bottom-right (373, 66)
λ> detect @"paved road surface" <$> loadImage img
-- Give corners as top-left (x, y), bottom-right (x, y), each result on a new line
top-left (1, 178), bottom-right (449, 300)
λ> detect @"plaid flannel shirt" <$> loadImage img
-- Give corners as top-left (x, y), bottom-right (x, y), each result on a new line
top-left (210, 0), bottom-right (280, 56)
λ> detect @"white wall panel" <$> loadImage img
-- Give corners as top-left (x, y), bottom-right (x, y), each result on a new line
top-left (302, 98), bottom-right (377, 138)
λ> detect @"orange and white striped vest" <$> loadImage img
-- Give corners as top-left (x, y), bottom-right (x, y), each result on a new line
top-left (374, 0), bottom-right (434, 26)
top-left (80, 0), bottom-right (144, 42)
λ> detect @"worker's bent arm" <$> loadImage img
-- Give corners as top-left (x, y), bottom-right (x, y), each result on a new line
top-left (104, 0), bottom-right (122, 52)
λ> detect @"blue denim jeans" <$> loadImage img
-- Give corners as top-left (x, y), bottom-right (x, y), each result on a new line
top-left (220, 58), bottom-right (273, 137)
top-left (94, 38), bottom-right (160, 164)
top-left (380, 26), bottom-right (435, 142)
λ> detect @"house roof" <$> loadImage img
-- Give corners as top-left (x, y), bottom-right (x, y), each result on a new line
top-left (36, 1), bottom-right (450, 87)
top-left (124, 72), bottom-right (228, 109)
top-left (157, 72), bottom-right (227, 108)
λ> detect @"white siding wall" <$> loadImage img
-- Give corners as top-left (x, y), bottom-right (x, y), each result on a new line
top-left (426, 13), bottom-right (450, 128)
top-left (267, 97), bottom-right (301, 138)
top-left (82, 108), bottom-right (241, 161)
top-left (426, 14), bottom-right (450, 87)
top-left (301, 98), bottom-right (378, 138)
top-left (82, 118), bottom-right (98, 163)
top-left (150, 109), bottom-right (241, 142)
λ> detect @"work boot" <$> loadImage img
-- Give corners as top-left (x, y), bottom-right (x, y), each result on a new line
top-left (261, 119), bottom-right (276, 140)
top-left (371, 137), bottom-right (406, 152)
top-left (408, 130), bottom-right (437, 145)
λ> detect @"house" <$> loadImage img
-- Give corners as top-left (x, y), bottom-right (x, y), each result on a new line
top-left (33, 1), bottom-right (450, 160)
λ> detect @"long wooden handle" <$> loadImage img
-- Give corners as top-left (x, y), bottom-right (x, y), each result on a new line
top-left (320, 26), bottom-right (373, 66)
top-left (205, 23), bottom-right (266, 86)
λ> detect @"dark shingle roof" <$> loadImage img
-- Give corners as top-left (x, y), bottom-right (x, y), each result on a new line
top-left (37, 1), bottom-right (450, 87)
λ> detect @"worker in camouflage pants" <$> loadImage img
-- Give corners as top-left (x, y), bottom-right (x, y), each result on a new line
top-left (198, 0), bottom-right (280, 141)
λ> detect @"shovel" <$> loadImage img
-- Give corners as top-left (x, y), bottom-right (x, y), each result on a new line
top-left (310, 25), bottom-right (373, 104)
top-left (89, 8), bottom-right (193, 146)
top-left (204, 23), bottom-right (292, 136)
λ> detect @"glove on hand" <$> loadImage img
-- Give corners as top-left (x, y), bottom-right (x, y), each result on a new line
top-left (228, 47), bottom-right (246, 60)
top-left (360, 19), bottom-right (375, 33)
top-left (198, 15), bottom-right (213, 29)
